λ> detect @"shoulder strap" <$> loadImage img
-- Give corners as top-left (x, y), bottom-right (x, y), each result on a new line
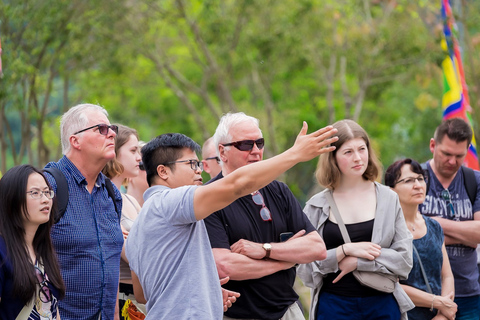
top-left (105, 178), bottom-right (120, 216)
top-left (421, 162), bottom-right (431, 194)
top-left (324, 191), bottom-right (351, 243)
top-left (412, 245), bottom-right (433, 294)
top-left (462, 166), bottom-right (477, 205)
top-left (43, 167), bottom-right (69, 224)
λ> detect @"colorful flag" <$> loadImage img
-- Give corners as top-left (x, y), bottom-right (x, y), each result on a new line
top-left (441, 0), bottom-right (479, 169)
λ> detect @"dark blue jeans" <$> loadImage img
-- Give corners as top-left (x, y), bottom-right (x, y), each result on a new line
top-left (316, 291), bottom-right (401, 320)
top-left (455, 295), bottom-right (480, 320)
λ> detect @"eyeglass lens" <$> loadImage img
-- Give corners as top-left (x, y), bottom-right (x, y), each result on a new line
top-left (190, 160), bottom-right (204, 171)
top-left (27, 190), bottom-right (55, 199)
top-left (98, 124), bottom-right (119, 135)
top-left (226, 138), bottom-right (265, 151)
top-left (35, 267), bottom-right (52, 303)
top-left (252, 191), bottom-right (272, 221)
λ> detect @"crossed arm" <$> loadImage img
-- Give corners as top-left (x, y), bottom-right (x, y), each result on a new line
top-left (432, 211), bottom-right (480, 248)
top-left (214, 230), bottom-right (326, 281)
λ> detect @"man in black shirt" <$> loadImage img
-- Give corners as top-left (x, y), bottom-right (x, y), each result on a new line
top-left (205, 112), bottom-right (327, 320)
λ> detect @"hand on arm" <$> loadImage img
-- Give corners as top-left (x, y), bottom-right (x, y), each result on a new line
top-left (230, 230), bottom-right (326, 264)
top-left (342, 242), bottom-right (381, 260)
top-left (214, 248), bottom-right (295, 281)
top-left (332, 256), bottom-right (357, 283)
top-left (401, 284), bottom-right (457, 319)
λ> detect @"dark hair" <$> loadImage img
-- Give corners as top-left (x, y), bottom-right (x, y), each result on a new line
top-left (316, 119), bottom-right (382, 189)
top-left (434, 118), bottom-right (472, 146)
top-left (384, 158), bottom-right (425, 188)
top-left (0, 165), bottom-right (65, 303)
top-left (142, 133), bottom-right (201, 186)
top-left (102, 124), bottom-right (139, 179)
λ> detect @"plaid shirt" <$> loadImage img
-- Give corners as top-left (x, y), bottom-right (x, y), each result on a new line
top-left (45, 156), bottom-right (123, 320)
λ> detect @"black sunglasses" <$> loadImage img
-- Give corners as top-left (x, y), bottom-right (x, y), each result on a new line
top-left (74, 124), bottom-right (119, 136)
top-left (205, 156), bottom-right (220, 164)
top-left (441, 189), bottom-right (457, 219)
top-left (139, 162), bottom-right (145, 171)
top-left (222, 138), bottom-right (265, 151)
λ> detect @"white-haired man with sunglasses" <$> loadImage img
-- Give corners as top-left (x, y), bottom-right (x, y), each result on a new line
top-left (204, 112), bottom-right (328, 320)
top-left (44, 104), bottom-right (124, 320)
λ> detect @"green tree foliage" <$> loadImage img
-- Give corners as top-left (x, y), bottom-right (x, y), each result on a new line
top-left (1, 0), bottom-right (479, 201)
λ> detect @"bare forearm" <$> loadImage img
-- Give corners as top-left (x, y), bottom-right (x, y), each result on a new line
top-left (215, 252), bottom-right (294, 280)
top-left (269, 232), bottom-right (326, 264)
top-left (434, 218), bottom-right (480, 245)
top-left (401, 284), bottom-right (436, 308)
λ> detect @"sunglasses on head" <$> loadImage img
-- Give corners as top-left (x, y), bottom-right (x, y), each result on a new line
top-left (74, 124), bottom-right (119, 136)
top-left (222, 138), bottom-right (265, 151)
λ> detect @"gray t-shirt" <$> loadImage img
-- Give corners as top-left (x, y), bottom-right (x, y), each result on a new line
top-left (420, 162), bottom-right (480, 297)
top-left (126, 185), bottom-right (223, 319)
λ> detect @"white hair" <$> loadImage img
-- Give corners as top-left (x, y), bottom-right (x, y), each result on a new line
top-left (60, 103), bottom-right (108, 154)
top-left (213, 112), bottom-right (261, 155)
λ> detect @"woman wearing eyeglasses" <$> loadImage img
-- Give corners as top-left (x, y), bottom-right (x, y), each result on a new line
top-left (297, 119), bottom-right (413, 320)
top-left (386, 158), bottom-right (457, 320)
top-left (102, 124), bottom-right (146, 317)
top-left (0, 165), bottom-right (65, 319)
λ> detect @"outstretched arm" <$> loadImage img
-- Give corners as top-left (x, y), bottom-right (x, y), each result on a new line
top-left (193, 123), bottom-right (338, 220)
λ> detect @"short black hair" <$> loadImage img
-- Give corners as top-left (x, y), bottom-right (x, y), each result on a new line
top-left (142, 133), bottom-right (200, 186)
top-left (385, 158), bottom-right (425, 187)
top-left (434, 118), bottom-right (472, 146)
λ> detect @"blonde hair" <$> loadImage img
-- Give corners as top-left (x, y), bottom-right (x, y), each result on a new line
top-left (315, 119), bottom-right (381, 189)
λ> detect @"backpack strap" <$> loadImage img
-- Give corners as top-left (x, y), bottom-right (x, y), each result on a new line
top-left (462, 166), bottom-right (477, 206)
top-left (43, 167), bottom-right (69, 224)
top-left (105, 178), bottom-right (120, 217)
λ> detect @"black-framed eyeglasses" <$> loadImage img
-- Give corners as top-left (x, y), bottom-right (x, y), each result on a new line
top-left (441, 189), bottom-right (457, 219)
top-left (26, 190), bottom-right (55, 199)
top-left (139, 162), bottom-right (145, 171)
top-left (35, 266), bottom-right (52, 303)
top-left (74, 124), bottom-right (119, 136)
top-left (164, 159), bottom-right (204, 171)
top-left (252, 190), bottom-right (272, 221)
top-left (222, 138), bottom-right (265, 151)
top-left (205, 156), bottom-right (220, 164)
top-left (395, 176), bottom-right (425, 186)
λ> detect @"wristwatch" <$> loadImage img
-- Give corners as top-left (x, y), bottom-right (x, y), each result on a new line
top-left (262, 243), bottom-right (272, 259)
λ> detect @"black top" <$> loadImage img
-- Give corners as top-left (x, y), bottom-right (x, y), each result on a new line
top-left (204, 172), bottom-right (316, 319)
top-left (321, 218), bottom-right (386, 296)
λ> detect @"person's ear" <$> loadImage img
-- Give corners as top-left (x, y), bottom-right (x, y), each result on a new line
top-left (429, 138), bottom-right (435, 154)
top-left (202, 160), bottom-right (211, 174)
top-left (157, 164), bottom-right (169, 180)
top-left (70, 135), bottom-right (81, 151)
top-left (219, 145), bottom-right (227, 162)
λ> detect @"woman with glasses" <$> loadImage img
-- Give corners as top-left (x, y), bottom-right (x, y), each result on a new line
top-left (0, 165), bottom-right (65, 319)
top-left (102, 124), bottom-right (146, 317)
top-left (297, 119), bottom-right (413, 320)
top-left (386, 158), bottom-right (457, 320)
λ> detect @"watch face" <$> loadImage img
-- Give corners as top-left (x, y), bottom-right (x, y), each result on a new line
top-left (264, 243), bottom-right (272, 250)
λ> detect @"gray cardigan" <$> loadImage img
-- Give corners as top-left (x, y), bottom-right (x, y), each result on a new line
top-left (297, 182), bottom-right (414, 320)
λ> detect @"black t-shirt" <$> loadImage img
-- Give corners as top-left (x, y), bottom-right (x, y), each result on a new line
top-left (204, 173), bottom-right (316, 319)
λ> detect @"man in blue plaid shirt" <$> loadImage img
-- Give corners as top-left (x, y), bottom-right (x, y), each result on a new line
top-left (45, 104), bottom-right (123, 320)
